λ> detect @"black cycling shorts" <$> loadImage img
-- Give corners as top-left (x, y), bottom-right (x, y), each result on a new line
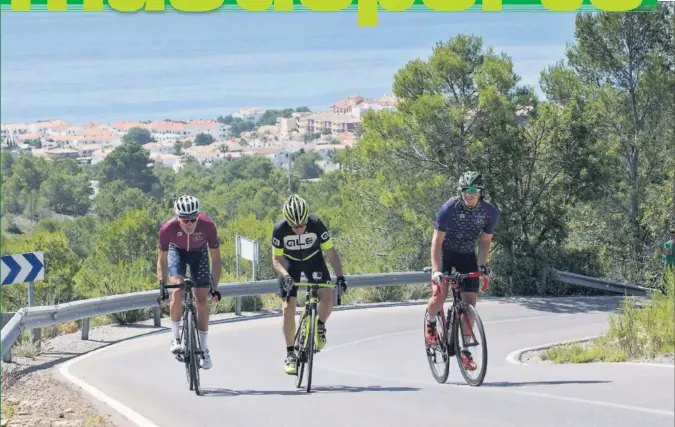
top-left (278, 257), bottom-right (331, 299)
top-left (168, 244), bottom-right (212, 288)
top-left (441, 250), bottom-right (479, 293)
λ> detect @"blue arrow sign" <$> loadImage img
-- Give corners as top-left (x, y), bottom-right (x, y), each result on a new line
top-left (1, 251), bottom-right (45, 285)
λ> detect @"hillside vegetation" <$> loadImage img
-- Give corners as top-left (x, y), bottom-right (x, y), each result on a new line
top-left (2, 7), bottom-right (673, 328)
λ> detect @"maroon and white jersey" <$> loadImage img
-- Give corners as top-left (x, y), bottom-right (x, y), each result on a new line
top-left (158, 213), bottom-right (220, 252)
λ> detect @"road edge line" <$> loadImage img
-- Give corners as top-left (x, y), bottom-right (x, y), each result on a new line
top-left (505, 335), bottom-right (602, 366)
top-left (58, 344), bottom-right (161, 427)
top-left (506, 337), bottom-right (675, 369)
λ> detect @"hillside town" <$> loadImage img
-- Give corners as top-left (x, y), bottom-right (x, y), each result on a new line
top-left (0, 93), bottom-right (398, 173)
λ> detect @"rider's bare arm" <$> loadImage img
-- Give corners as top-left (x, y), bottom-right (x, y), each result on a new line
top-left (273, 253), bottom-right (290, 277)
top-left (477, 232), bottom-right (493, 266)
top-left (431, 229), bottom-right (445, 273)
top-left (209, 247), bottom-right (222, 286)
top-left (157, 250), bottom-right (168, 283)
top-left (324, 247), bottom-right (343, 278)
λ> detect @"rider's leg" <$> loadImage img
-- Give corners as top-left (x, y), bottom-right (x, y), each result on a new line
top-left (458, 252), bottom-right (480, 329)
top-left (190, 247), bottom-right (212, 350)
top-left (308, 266), bottom-right (333, 350)
top-left (185, 247), bottom-right (213, 369)
top-left (316, 266), bottom-right (333, 323)
top-left (168, 245), bottom-right (186, 352)
top-left (316, 287), bottom-right (333, 321)
top-left (279, 276), bottom-right (299, 374)
top-left (457, 253), bottom-right (480, 371)
top-left (426, 251), bottom-right (453, 344)
top-left (281, 290), bottom-right (298, 348)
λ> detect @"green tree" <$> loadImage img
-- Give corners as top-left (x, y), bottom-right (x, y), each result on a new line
top-left (194, 133), bottom-right (215, 146)
top-left (122, 126), bottom-right (154, 145)
top-left (98, 141), bottom-right (160, 195)
top-left (258, 108), bottom-right (295, 126)
top-left (554, 8), bottom-right (674, 282)
top-left (93, 180), bottom-right (157, 221)
top-left (292, 152), bottom-right (323, 179)
top-left (344, 35), bottom-right (606, 293)
top-left (173, 140), bottom-right (182, 155)
top-left (40, 159), bottom-right (93, 215)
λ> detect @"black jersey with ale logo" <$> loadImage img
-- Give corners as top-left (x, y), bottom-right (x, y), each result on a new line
top-left (271, 215), bottom-right (334, 262)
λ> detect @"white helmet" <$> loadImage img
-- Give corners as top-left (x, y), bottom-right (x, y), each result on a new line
top-left (174, 195), bottom-right (200, 218)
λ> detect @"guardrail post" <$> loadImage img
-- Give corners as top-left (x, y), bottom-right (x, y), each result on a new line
top-left (153, 306), bottom-right (161, 326)
top-left (81, 318), bottom-right (90, 340)
top-left (235, 296), bottom-right (242, 315)
top-left (27, 281), bottom-right (42, 350)
top-left (2, 312), bottom-right (16, 363)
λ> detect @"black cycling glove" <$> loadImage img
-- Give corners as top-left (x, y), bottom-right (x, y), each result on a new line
top-left (282, 275), bottom-right (294, 293)
top-left (209, 288), bottom-right (222, 302)
top-left (158, 280), bottom-right (168, 305)
top-left (336, 275), bottom-right (347, 292)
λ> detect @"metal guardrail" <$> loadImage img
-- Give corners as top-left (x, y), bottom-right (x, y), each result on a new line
top-left (554, 271), bottom-right (651, 297)
top-left (0, 269), bottom-right (651, 359)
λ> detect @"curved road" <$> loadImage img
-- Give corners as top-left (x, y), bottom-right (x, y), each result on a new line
top-left (62, 296), bottom-right (674, 427)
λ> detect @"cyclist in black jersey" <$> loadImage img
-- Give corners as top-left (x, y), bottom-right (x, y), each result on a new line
top-left (271, 194), bottom-right (347, 375)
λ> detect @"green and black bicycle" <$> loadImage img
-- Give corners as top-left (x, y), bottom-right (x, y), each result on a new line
top-left (288, 272), bottom-right (341, 393)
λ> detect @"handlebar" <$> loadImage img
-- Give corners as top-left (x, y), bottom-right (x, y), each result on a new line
top-left (294, 282), bottom-right (336, 288)
top-left (158, 277), bottom-right (221, 305)
top-left (422, 266), bottom-right (489, 292)
top-left (283, 272), bottom-right (344, 306)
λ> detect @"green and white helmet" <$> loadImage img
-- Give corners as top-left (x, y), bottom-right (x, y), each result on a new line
top-left (282, 194), bottom-right (309, 227)
top-left (457, 170), bottom-right (487, 191)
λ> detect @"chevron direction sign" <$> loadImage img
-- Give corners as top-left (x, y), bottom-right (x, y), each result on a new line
top-left (1, 251), bottom-right (45, 285)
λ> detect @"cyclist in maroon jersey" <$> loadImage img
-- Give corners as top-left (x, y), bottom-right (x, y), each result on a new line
top-left (157, 195), bottom-right (222, 370)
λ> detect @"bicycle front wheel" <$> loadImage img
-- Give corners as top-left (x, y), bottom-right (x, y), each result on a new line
top-left (453, 304), bottom-right (488, 386)
top-left (424, 308), bottom-right (450, 383)
top-left (181, 318), bottom-right (192, 391)
top-left (305, 308), bottom-right (316, 393)
top-left (187, 310), bottom-right (201, 395)
top-left (294, 311), bottom-right (308, 389)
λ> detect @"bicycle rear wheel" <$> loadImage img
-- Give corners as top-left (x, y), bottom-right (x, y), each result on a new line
top-left (294, 311), bottom-right (308, 388)
top-left (453, 304), bottom-right (488, 386)
top-left (424, 308), bottom-right (450, 383)
top-left (305, 308), bottom-right (316, 393)
top-left (187, 310), bottom-right (201, 395)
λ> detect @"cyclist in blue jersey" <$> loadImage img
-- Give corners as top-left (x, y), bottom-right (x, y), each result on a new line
top-left (426, 171), bottom-right (500, 370)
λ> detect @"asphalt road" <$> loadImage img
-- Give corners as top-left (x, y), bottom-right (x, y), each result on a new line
top-left (63, 296), bottom-right (675, 427)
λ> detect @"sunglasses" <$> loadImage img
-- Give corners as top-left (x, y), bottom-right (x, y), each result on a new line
top-left (179, 217), bottom-right (198, 224)
top-left (291, 223), bottom-right (307, 229)
top-left (461, 187), bottom-right (481, 194)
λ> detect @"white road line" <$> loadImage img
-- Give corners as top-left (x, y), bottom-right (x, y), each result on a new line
top-left (505, 336), bottom-right (602, 366)
top-left (505, 338), bottom-right (675, 369)
top-left (58, 311), bottom-right (602, 427)
top-left (323, 313), bottom-right (582, 354)
top-left (59, 345), bottom-right (161, 427)
top-left (317, 365), bottom-right (675, 417)
top-left (615, 362), bottom-right (674, 369)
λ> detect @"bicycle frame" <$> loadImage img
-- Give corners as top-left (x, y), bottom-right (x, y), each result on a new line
top-left (288, 272), bottom-right (336, 393)
top-left (440, 268), bottom-right (486, 353)
top-left (161, 278), bottom-right (204, 395)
